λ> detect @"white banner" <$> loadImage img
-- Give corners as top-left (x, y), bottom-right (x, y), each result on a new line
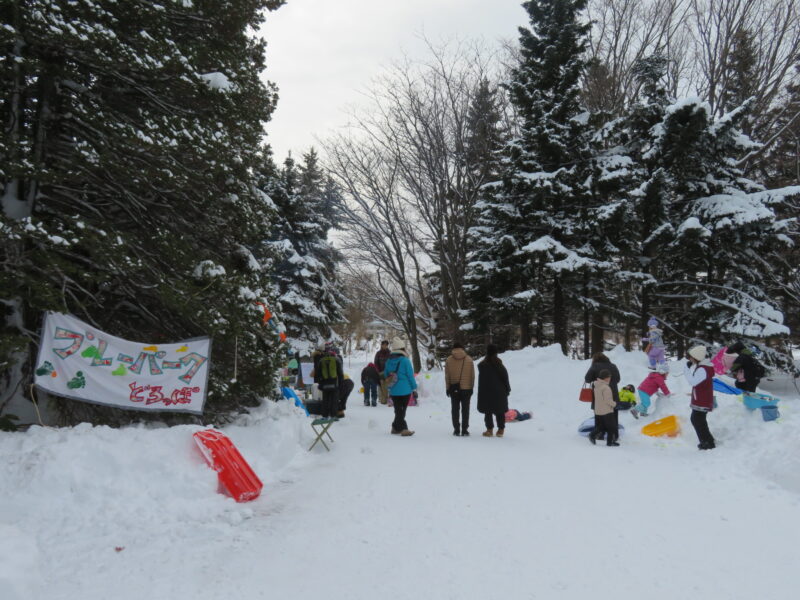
top-left (34, 312), bottom-right (210, 414)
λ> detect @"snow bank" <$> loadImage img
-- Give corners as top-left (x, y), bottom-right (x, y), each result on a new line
top-left (0, 401), bottom-right (312, 598)
top-left (1, 346), bottom-right (798, 599)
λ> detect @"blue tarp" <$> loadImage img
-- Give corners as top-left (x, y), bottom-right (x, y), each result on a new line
top-left (281, 387), bottom-right (309, 416)
top-left (713, 378), bottom-right (741, 395)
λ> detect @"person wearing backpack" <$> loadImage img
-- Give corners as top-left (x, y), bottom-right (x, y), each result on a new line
top-left (316, 344), bottom-right (343, 419)
top-left (384, 337), bottom-right (416, 436)
top-left (445, 343), bottom-right (475, 436)
top-left (727, 341), bottom-right (764, 393)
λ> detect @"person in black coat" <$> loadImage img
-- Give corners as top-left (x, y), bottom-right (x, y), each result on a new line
top-left (727, 341), bottom-right (763, 393)
top-left (584, 353), bottom-right (621, 439)
top-left (477, 344), bottom-right (511, 438)
top-left (361, 363), bottom-right (381, 406)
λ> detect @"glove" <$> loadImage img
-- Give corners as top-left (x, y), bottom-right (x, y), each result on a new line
top-left (686, 360), bottom-right (692, 368)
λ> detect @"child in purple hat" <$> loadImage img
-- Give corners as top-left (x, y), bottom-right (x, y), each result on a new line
top-left (643, 316), bottom-right (666, 369)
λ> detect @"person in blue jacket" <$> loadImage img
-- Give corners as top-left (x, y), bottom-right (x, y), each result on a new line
top-left (384, 337), bottom-right (417, 437)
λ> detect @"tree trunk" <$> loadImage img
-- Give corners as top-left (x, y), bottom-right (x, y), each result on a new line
top-left (623, 319), bottom-right (632, 352)
top-left (536, 317), bottom-right (543, 347)
top-left (406, 302), bottom-right (422, 373)
top-left (553, 276), bottom-right (567, 355)
top-left (519, 311), bottom-right (531, 348)
top-left (591, 310), bottom-right (604, 356)
top-left (583, 304), bottom-right (590, 359)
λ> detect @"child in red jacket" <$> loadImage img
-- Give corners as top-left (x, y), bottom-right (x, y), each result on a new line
top-left (636, 364), bottom-right (671, 417)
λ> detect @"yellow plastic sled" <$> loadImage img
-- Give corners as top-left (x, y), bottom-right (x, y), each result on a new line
top-left (641, 414), bottom-right (680, 438)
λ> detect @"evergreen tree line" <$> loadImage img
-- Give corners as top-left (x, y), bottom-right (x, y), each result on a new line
top-left (327, 1), bottom-right (799, 368)
top-left (0, 0), bottom-right (342, 426)
top-left (463, 0), bottom-right (799, 367)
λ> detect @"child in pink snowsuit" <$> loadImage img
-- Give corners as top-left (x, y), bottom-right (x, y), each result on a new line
top-left (636, 365), bottom-right (671, 417)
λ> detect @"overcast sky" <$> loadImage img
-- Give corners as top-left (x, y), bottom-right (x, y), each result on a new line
top-left (259, 0), bottom-right (527, 162)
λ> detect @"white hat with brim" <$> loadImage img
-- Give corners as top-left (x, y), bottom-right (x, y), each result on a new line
top-left (688, 345), bottom-right (707, 361)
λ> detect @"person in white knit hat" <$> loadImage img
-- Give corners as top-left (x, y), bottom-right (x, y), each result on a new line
top-left (383, 337), bottom-right (417, 436)
top-left (684, 345), bottom-right (716, 450)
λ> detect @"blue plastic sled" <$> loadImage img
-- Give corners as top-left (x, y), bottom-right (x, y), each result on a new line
top-left (713, 378), bottom-right (741, 395)
top-left (578, 417), bottom-right (625, 437)
top-left (742, 391), bottom-right (780, 411)
top-left (281, 387), bottom-right (309, 416)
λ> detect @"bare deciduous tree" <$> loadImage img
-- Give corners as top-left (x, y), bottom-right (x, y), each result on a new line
top-left (325, 37), bottom-right (507, 355)
top-left (324, 134), bottom-right (434, 371)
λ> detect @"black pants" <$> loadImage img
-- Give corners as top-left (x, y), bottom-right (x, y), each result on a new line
top-left (690, 409), bottom-right (714, 445)
top-left (735, 380), bottom-right (758, 393)
top-left (594, 409), bottom-right (618, 439)
top-left (450, 390), bottom-right (472, 433)
top-left (338, 379), bottom-right (354, 411)
top-left (484, 411), bottom-right (505, 430)
top-left (321, 388), bottom-right (339, 418)
top-left (392, 395), bottom-right (410, 432)
top-left (592, 413), bottom-right (617, 445)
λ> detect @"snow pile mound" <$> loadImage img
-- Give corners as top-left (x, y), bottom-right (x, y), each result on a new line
top-left (0, 400), bottom-right (311, 597)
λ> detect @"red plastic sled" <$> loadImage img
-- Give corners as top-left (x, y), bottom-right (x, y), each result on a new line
top-left (193, 429), bottom-right (263, 502)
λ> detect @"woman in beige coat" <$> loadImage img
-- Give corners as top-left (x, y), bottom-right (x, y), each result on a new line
top-left (444, 343), bottom-right (475, 436)
top-left (589, 370), bottom-right (619, 446)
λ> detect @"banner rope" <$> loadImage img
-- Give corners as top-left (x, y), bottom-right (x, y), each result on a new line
top-left (28, 384), bottom-right (47, 428)
top-left (234, 336), bottom-right (238, 382)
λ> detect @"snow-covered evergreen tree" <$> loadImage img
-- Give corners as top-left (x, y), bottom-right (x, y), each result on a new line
top-left (466, 0), bottom-right (603, 352)
top-left (603, 54), bottom-right (798, 353)
top-left (261, 150), bottom-right (344, 354)
top-left (0, 0), bottom-right (287, 424)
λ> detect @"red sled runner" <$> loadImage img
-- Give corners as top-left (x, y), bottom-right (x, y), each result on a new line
top-left (193, 429), bottom-right (263, 502)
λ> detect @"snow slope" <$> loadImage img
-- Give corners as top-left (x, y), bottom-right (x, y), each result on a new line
top-left (1, 346), bottom-right (799, 600)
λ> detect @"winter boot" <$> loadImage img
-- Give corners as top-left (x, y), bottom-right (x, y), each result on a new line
top-left (400, 430), bottom-right (415, 437)
top-left (371, 401), bottom-right (377, 407)
top-left (496, 429), bottom-right (504, 438)
top-left (482, 429), bottom-right (494, 437)
top-left (630, 407), bottom-right (640, 419)
top-left (453, 430), bottom-right (461, 436)
top-left (336, 410), bottom-right (345, 418)
top-left (588, 432), bottom-right (597, 445)
top-left (461, 429), bottom-right (470, 437)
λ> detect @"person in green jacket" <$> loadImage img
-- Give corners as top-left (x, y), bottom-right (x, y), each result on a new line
top-left (618, 384), bottom-right (639, 419)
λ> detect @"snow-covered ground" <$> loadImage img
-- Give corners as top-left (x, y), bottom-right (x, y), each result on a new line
top-left (2, 346), bottom-right (799, 600)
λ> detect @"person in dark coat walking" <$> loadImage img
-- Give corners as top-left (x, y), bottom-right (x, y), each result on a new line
top-left (477, 344), bottom-right (511, 438)
top-left (584, 353), bottom-right (621, 440)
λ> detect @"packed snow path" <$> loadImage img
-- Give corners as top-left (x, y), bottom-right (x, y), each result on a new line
top-left (2, 346), bottom-right (799, 599)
